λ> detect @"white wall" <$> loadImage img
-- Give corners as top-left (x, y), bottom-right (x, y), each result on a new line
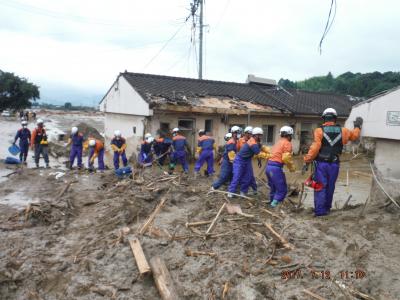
top-left (374, 139), bottom-right (400, 179)
top-left (345, 87), bottom-right (400, 140)
top-left (104, 113), bottom-right (146, 164)
top-left (100, 75), bottom-right (151, 116)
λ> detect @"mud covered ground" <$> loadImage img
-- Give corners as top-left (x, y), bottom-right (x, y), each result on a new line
top-left (0, 158), bottom-right (399, 300)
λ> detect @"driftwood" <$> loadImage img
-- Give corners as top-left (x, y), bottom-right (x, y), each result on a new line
top-left (342, 194), bottom-right (353, 209)
top-left (264, 223), bottom-right (294, 250)
top-left (56, 181), bottom-right (76, 201)
top-left (149, 256), bottom-right (180, 300)
top-left (185, 220), bottom-right (212, 227)
top-left (333, 280), bottom-right (376, 300)
top-left (302, 289), bottom-right (326, 300)
top-left (185, 249), bottom-right (217, 257)
top-left (205, 202), bottom-right (226, 235)
top-left (129, 238), bottom-right (151, 275)
top-left (260, 208), bottom-right (283, 220)
top-left (222, 282), bottom-right (229, 299)
top-left (370, 162), bottom-right (400, 209)
top-left (138, 191), bottom-right (170, 235)
top-left (296, 183), bottom-right (305, 210)
top-left (207, 189), bottom-right (252, 200)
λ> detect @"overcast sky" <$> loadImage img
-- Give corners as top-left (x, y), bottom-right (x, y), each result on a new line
top-left (1, 0), bottom-right (400, 96)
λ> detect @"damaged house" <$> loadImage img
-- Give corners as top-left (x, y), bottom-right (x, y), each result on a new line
top-left (99, 72), bottom-right (356, 158)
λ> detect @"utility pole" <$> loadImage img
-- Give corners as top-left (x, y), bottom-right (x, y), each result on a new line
top-left (198, 0), bottom-right (204, 79)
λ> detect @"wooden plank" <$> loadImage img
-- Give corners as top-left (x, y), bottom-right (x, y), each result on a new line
top-left (205, 202), bottom-right (226, 235)
top-left (302, 289), bottom-right (326, 300)
top-left (150, 256), bottom-right (180, 300)
top-left (129, 238), bottom-right (151, 275)
top-left (138, 191), bottom-right (170, 235)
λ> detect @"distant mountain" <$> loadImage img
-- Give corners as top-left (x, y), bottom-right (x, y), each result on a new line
top-left (279, 71), bottom-right (400, 98)
top-left (38, 83), bottom-right (104, 107)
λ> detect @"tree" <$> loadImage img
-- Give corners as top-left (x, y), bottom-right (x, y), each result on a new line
top-left (64, 102), bottom-right (73, 110)
top-left (0, 70), bottom-right (40, 110)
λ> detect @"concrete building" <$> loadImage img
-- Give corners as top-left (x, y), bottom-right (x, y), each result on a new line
top-left (345, 86), bottom-right (400, 180)
top-left (100, 72), bottom-right (356, 160)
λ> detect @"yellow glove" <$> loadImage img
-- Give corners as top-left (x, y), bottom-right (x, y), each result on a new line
top-left (196, 146), bottom-right (202, 154)
top-left (111, 144), bottom-right (119, 152)
top-left (120, 144), bottom-right (127, 152)
top-left (213, 143), bottom-right (217, 151)
top-left (228, 150), bottom-right (236, 162)
top-left (282, 152), bottom-right (296, 172)
top-left (261, 145), bottom-right (271, 153)
top-left (256, 151), bottom-right (271, 160)
top-left (83, 141), bottom-right (89, 150)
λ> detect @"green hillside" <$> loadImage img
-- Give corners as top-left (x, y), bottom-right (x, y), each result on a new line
top-left (279, 71), bottom-right (400, 98)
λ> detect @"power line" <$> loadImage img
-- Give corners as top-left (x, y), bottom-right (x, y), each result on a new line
top-left (319, 0), bottom-right (337, 54)
top-left (142, 22), bottom-right (188, 71)
top-left (0, 0), bottom-right (176, 30)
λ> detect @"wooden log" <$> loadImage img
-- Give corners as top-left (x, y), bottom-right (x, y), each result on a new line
top-left (302, 289), bottom-right (326, 300)
top-left (138, 191), bottom-right (170, 235)
top-left (185, 249), bottom-right (217, 257)
top-left (149, 256), bottom-right (180, 300)
top-left (129, 238), bottom-right (151, 275)
top-left (260, 208), bottom-right (283, 220)
top-left (205, 202), bottom-right (227, 235)
top-left (264, 223), bottom-right (294, 250)
top-left (207, 189), bottom-right (252, 200)
top-left (296, 183), bottom-right (305, 210)
top-left (185, 220), bottom-right (212, 227)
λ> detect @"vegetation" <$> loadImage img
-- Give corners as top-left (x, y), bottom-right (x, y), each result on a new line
top-left (0, 70), bottom-right (40, 110)
top-left (279, 71), bottom-right (400, 98)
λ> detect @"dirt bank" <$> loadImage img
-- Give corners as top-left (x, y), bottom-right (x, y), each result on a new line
top-left (0, 161), bottom-right (399, 299)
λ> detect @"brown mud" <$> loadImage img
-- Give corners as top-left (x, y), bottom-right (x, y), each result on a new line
top-left (0, 158), bottom-right (399, 300)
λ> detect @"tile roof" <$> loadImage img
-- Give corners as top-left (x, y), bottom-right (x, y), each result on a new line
top-left (121, 72), bottom-right (355, 117)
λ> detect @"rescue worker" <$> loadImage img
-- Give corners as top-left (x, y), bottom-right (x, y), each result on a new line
top-left (169, 128), bottom-right (189, 174)
top-left (303, 108), bottom-right (363, 216)
top-left (194, 130), bottom-right (216, 177)
top-left (228, 127), bottom-right (269, 197)
top-left (237, 126), bottom-right (258, 194)
top-left (154, 133), bottom-right (172, 165)
top-left (66, 126), bottom-right (84, 169)
top-left (266, 126), bottom-right (296, 208)
top-left (30, 119), bottom-right (50, 168)
top-left (138, 134), bottom-right (154, 166)
top-left (13, 120), bottom-right (31, 163)
top-left (211, 126), bottom-right (240, 190)
top-left (111, 130), bottom-right (128, 170)
top-left (88, 138), bottom-right (105, 172)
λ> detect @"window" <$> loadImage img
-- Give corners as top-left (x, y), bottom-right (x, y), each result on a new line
top-left (262, 125), bottom-right (275, 144)
top-left (160, 122), bottom-right (170, 132)
top-left (132, 126), bottom-right (136, 134)
top-left (178, 119), bottom-right (194, 130)
top-left (205, 119), bottom-right (213, 133)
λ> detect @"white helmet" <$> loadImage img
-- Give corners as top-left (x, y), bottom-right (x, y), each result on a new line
top-left (198, 129), bottom-right (205, 135)
top-left (172, 127), bottom-right (180, 133)
top-left (280, 126), bottom-right (294, 136)
top-left (322, 108), bottom-right (337, 117)
top-left (88, 139), bottom-right (96, 147)
top-left (114, 130), bottom-right (121, 137)
top-left (36, 118), bottom-right (44, 124)
top-left (244, 126), bottom-right (253, 134)
top-left (252, 127), bottom-right (263, 135)
top-left (71, 126), bottom-right (78, 134)
top-left (146, 136), bottom-right (154, 143)
top-left (21, 120), bottom-right (28, 126)
top-left (144, 133), bottom-right (152, 139)
top-left (224, 132), bottom-right (232, 140)
top-left (230, 126), bottom-right (241, 133)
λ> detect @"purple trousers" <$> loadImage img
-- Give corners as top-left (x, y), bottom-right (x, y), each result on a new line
top-left (248, 162), bottom-right (257, 191)
top-left (313, 161), bottom-right (340, 216)
top-left (266, 161), bottom-right (287, 202)
top-left (228, 156), bottom-right (253, 193)
top-left (114, 151), bottom-right (128, 169)
top-left (212, 159), bottom-right (233, 189)
top-left (194, 149), bottom-right (214, 175)
top-left (89, 148), bottom-right (105, 170)
top-left (171, 150), bottom-right (188, 173)
top-left (70, 145), bottom-right (83, 167)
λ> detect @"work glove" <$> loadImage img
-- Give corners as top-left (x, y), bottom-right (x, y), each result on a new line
top-left (353, 117), bottom-right (363, 129)
top-left (301, 163), bottom-right (310, 175)
top-left (257, 158), bottom-right (262, 168)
